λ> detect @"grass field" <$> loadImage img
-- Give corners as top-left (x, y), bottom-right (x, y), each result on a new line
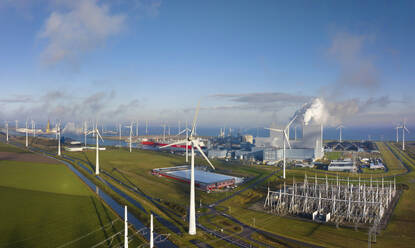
top-left (7, 134), bottom-right (415, 247)
top-left (5, 135), bottom-right (247, 247)
top-left (62, 147), bottom-right (267, 206)
top-left (325, 151), bottom-right (342, 160)
top-left (0, 142), bottom-right (142, 248)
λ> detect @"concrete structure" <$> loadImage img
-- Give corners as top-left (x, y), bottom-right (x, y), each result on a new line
top-left (328, 160), bottom-right (357, 172)
top-left (208, 149), bottom-right (227, 159)
top-left (257, 123), bottom-right (324, 161)
top-left (370, 160), bottom-right (385, 170)
top-left (263, 147), bottom-right (315, 162)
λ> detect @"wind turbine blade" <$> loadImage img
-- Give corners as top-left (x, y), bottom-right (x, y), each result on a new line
top-left (286, 115), bottom-right (297, 130)
top-left (160, 140), bottom-right (187, 149)
top-left (191, 101), bottom-right (200, 137)
top-left (405, 127), bottom-right (410, 133)
top-left (284, 131), bottom-right (292, 149)
top-left (96, 129), bottom-right (104, 142)
top-left (265, 127), bottom-right (283, 132)
top-left (194, 143), bottom-right (215, 170)
top-left (176, 129), bottom-right (187, 136)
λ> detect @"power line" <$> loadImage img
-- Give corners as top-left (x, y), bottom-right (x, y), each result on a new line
top-left (56, 219), bottom-right (121, 248)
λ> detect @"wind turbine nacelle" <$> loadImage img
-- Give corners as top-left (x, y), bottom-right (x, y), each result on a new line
top-left (198, 141), bottom-right (207, 147)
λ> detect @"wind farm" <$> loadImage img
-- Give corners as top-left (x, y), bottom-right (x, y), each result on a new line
top-left (1, 1), bottom-right (415, 248)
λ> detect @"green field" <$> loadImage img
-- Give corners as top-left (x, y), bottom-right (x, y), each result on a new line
top-left (7, 135), bottom-right (415, 247)
top-left (0, 143), bottom-right (141, 248)
top-left (62, 148), bottom-right (267, 206)
top-left (325, 151), bottom-right (342, 160)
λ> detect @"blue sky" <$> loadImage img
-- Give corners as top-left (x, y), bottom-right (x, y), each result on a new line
top-left (0, 0), bottom-right (414, 128)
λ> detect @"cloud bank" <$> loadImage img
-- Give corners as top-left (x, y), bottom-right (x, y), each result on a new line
top-left (0, 90), bottom-right (141, 123)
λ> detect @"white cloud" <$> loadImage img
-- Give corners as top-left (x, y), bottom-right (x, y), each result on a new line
top-left (38, 0), bottom-right (126, 65)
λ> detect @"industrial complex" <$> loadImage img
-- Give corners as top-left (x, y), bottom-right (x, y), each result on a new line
top-left (152, 165), bottom-right (243, 192)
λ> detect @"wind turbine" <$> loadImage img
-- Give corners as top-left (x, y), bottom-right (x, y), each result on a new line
top-left (124, 205), bottom-right (128, 248)
top-left (265, 115), bottom-right (296, 179)
top-left (395, 124), bottom-right (401, 143)
top-left (150, 213), bottom-right (154, 248)
top-left (87, 125), bottom-right (104, 175)
top-left (402, 119), bottom-right (410, 151)
top-left (161, 102), bottom-right (215, 235)
top-left (15, 120), bottom-right (18, 129)
top-left (57, 122), bottom-right (61, 156)
top-left (337, 124), bottom-right (344, 143)
top-left (126, 121), bottom-right (133, 152)
top-left (84, 121), bottom-right (88, 147)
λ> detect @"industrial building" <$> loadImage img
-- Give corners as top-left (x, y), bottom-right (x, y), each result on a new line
top-left (256, 123), bottom-right (324, 162)
top-left (328, 159), bottom-right (357, 172)
top-left (152, 166), bottom-right (243, 191)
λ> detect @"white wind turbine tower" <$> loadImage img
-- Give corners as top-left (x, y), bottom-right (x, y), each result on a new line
top-left (337, 124), bottom-right (344, 143)
top-left (84, 121), bottom-right (88, 147)
top-left (265, 116), bottom-right (296, 179)
top-left (150, 213), bottom-right (154, 248)
top-left (15, 120), bottom-right (18, 129)
top-left (126, 122), bottom-right (133, 152)
top-left (161, 102), bottom-right (215, 235)
top-left (57, 122), bottom-right (61, 156)
top-left (87, 124), bottom-right (104, 175)
top-left (395, 124), bottom-right (401, 143)
top-left (124, 205), bottom-right (128, 248)
top-left (402, 119), bottom-right (410, 151)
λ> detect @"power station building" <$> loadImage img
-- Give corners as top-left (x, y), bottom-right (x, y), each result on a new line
top-left (256, 123), bottom-right (324, 162)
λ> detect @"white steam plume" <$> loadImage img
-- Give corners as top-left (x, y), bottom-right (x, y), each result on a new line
top-left (294, 98), bottom-right (328, 125)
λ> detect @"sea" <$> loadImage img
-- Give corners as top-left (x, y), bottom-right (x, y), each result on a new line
top-left (6, 125), bottom-right (415, 146)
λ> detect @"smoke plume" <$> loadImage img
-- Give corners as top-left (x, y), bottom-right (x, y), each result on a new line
top-left (294, 98), bottom-right (328, 125)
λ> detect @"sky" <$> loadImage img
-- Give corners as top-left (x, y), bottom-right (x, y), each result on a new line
top-left (0, 0), bottom-right (414, 129)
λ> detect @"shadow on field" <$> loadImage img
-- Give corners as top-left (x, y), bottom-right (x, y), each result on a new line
top-left (5, 226), bottom-right (27, 248)
top-left (113, 168), bottom-right (146, 195)
top-left (90, 197), bottom-right (110, 244)
top-left (100, 200), bottom-right (122, 245)
top-left (82, 153), bottom-right (95, 172)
